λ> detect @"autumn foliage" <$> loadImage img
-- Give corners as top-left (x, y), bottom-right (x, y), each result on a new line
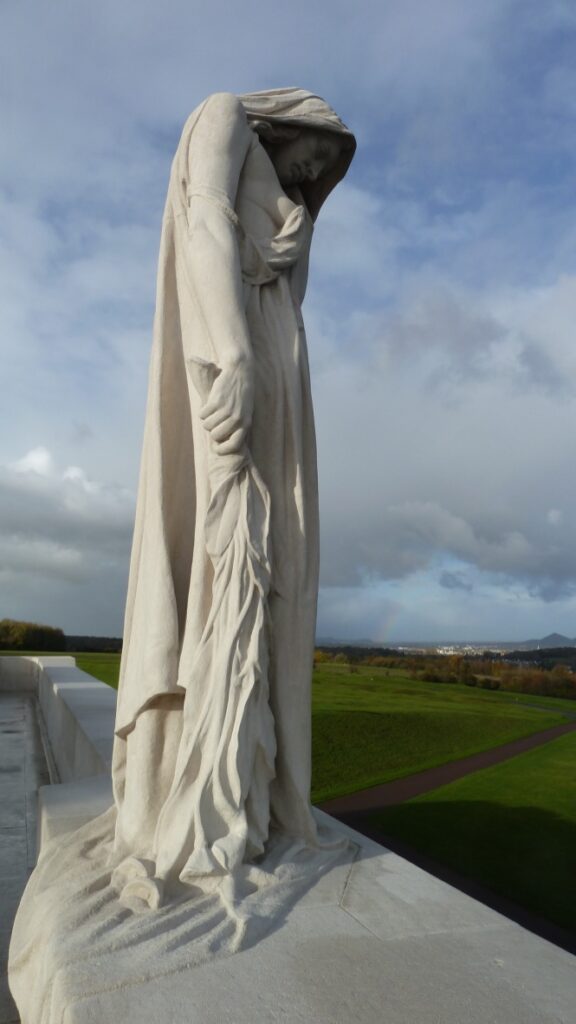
top-left (314, 648), bottom-right (576, 702)
top-left (0, 618), bottom-right (65, 651)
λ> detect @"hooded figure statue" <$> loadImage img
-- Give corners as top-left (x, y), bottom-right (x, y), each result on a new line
top-left (111, 87), bottom-right (356, 909)
top-left (9, 89), bottom-right (355, 1022)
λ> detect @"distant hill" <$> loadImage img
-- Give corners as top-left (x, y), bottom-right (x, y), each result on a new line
top-left (57, 630), bottom-right (576, 656)
top-left (318, 631), bottom-right (576, 650)
top-left (517, 632), bottom-right (576, 650)
top-left (316, 636), bottom-right (378, 648)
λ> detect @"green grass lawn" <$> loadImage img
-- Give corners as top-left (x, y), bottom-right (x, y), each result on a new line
top-left (6, 653), bottom-right (571, 812)
top-left (5, 650), bottom-right (573, 929)
top-left (73, 658), bottom-right (568, 802)
top-left (75, 653), bottom-right (121, 689)
top-left (371, 731), bottom-right (576, 934)
top-left (473, 684), bottom-right (576, 715)
top-left (310, 664), bottom-right (569, 802)
top-left (8, 649), bottom-right (575, 712)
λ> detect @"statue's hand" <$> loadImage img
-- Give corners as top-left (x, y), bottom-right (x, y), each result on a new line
top-left (199, 356), bottom-right (254, 454)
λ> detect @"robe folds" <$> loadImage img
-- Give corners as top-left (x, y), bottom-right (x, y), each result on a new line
top-left (110, 90), bottom-right (356, 900)
top-left (9, 90), bottom-right (356, 1024)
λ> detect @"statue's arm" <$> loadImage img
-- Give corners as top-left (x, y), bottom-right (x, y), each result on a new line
top-left (185, 93), bottom-right (254, 454)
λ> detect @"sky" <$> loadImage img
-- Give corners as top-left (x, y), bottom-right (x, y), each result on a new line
top-left (1, 0), bottom-right (576, 643)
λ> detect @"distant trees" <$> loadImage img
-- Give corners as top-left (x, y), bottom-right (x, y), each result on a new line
top-left (505, 646), bottom-right (576, 672)
top-left (0, 618), bottom-right (65, 651)
top-left (312, 646), bottom-right (576, 702)
top-left (313, 649), bottom-right (333, 665)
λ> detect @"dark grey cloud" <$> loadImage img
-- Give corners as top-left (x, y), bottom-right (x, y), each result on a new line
top-left (0, 453), bottom-right (133, 633)
top-left (439, 571), bottom-right (474, 592)
top-left (517, 339), bottom-right (571, 398)
top-left (0, 457), bottom-right (133, 583)
top-left (1, 0), bottom-right (576, 638)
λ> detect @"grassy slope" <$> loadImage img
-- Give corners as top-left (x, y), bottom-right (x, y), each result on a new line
top-left (372, 731), bottom-right (576, 933)
top-left (310, 665), bottom-right (568, 802)
top-left (75, 653), bottom-right (121, 688)
top-left (9, 651), bottom-right (572, 930)
top-left (12, 653), bottom-right (570, 807)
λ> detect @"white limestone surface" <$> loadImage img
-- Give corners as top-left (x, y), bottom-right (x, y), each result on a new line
top-left (37, 663), bottom-right (116, 781)
top-left (9, 97), bottom-right (361, 1023)
top-left (36, 775), bottom-right (113, 854)
top-left (5, 659), bottom-right (575, 1023)
top-left (0, 656), bottom-right (38, 693)
top-left (18, 794), bottom-right (576, 1024)
top-left (0, 689), bottom-right (50, 1024)
top-left (107, 92), bottom-right (357, 914)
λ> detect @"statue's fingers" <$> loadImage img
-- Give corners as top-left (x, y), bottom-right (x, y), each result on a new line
top-left (199, 396), bottom-right (225, 422)
top-left (201, 407), bottom-right (230, 431)
top-left (210, 416), bottom-right (239, 443)
top-left (214, 428), bottom-right (245, 454)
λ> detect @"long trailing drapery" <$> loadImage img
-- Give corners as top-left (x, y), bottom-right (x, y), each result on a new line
top-left (109, 89), bottom-right (356, 907)
top-left (9, 89), bottom-right (356, 1023)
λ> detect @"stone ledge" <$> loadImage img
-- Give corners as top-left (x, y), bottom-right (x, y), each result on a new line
top-left (0, 654), bottom-right (41, 692)
top-left (29, 789), bottom-right (576, 1024)
top-left (36, 662), bottom-right (116, 782)
top-left (5, 659), bottom-right (576, 1021)
top-left (0, 656), bottom-right (116, 783)
top-left (37, 775), bottom-right (114, 855)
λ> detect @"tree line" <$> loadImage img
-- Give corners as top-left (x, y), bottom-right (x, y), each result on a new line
top-left (314, 648), bottom-right (576, 702)
top-left (0, 618), bottom-right (65, 651)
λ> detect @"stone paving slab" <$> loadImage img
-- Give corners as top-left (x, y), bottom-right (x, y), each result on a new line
top-left (0, 692), bottom-right (49, 1024)
top-left (32, 816), bottom-right (575, 1024)
top-left (37, 774), bottom-right (113, 853)
top-left (3, 664), bottom-right (576, 1024)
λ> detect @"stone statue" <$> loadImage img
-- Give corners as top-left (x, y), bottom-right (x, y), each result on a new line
top-left (9, 89), bottom-right (355, 1019)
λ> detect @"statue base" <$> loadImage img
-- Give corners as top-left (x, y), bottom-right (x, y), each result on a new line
top-left (16, 786), bottom-right (576, 1024)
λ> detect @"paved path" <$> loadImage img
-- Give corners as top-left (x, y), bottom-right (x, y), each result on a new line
top-left (320, 720), bottom-right (576, 815)
top-left (0, 693), bottom-right (49, 1024)
top-left (320, 718), bottom-right (576, 955)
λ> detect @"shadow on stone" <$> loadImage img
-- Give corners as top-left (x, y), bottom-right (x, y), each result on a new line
top-left (353, 800), bottom-right (576, 952)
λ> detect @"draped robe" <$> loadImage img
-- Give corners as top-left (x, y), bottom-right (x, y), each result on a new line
top-left (8, 91), bottom-right (356, 1024)
top-left (110, 91), bottom-right (356, 904)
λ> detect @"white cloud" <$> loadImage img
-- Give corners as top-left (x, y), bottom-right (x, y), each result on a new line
top-left (10, 447), bottom-right (54, 476)
top-left (0, 538), bottom-right (85, 583)
top-left (0, 451), bottom-right (133, 576)
top-left (313, 261), bottom-right (576, 613)
top-left (547, 509), bottom-right (563, 527)
top-left (2, 0), bottom-right (576, 638)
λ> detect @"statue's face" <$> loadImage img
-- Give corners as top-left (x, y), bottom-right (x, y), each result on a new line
top-left (270, 129), bottom-right (342, 187)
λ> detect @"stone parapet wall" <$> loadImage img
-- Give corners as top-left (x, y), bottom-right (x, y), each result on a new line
top-left (0, 653), bottom-right (42, 692)
top-left (36, 661), bottom-right (116, 782)
top-left (0, 656), bottom-right (117, 782)
top-left (0, 656), bottom-right (117, 854)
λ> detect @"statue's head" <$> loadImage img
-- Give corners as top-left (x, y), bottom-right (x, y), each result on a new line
top-left (254, 123), bottom-right (350, 188)
top-left (239, 88), bottom-right (356, 219)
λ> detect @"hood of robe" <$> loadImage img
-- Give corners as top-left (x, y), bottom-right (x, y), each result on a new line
top-left (239, 87), bottom-right (356, 220)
